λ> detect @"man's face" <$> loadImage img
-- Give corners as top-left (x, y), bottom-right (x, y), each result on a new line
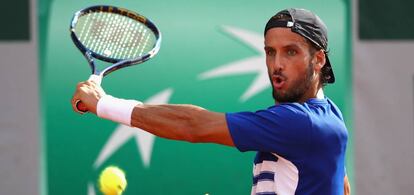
top-left (264, 28), bottom-right (317, 103)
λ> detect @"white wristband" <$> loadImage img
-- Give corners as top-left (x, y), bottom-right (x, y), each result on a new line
top-left (97, 95), bottom-right (142, 126)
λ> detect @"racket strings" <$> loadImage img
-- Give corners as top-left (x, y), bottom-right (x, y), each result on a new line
top-left (74, 11), bottom-right (156, 60)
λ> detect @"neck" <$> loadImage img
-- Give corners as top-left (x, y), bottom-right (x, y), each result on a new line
top-left (297, 85), bottom-right (324, 103)
top-left (316, 88), bottom-right (324, 99)
top-left (303, 77), bottom-right (324, 101)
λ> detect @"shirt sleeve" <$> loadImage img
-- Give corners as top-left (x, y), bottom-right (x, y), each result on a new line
top-left (226, 104), bottom-right (312, 158)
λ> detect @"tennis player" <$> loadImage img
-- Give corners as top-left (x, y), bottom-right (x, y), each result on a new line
top-left (72, 8), bottom-right (350, 195)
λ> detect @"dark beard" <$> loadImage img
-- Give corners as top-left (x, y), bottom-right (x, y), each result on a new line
top-left (271, 63), bottom-right (314, 103)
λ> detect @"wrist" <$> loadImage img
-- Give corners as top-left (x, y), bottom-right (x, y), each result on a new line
top-left (96, 95), bottom-right (142, 126)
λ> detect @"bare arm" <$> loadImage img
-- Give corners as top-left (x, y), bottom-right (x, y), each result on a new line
top-left (344, 174), bottom-right (351, 195)
top-left (131, 104), bottom-right (235, 146)
top-left (71, 80), bottom-right (234, 146)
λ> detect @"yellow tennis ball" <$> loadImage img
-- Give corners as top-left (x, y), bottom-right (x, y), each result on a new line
top-left (99, 166), bottom-right (127, 195)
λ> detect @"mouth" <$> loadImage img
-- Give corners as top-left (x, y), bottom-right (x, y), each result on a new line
top-left (272, 75), bottom-right (286, 89)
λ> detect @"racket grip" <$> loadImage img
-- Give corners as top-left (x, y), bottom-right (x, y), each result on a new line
top-left (75, 75), bottom-right (102, 114)
top-left (88, 74), bottom-right (102, 85)
top-left (75, 100), bottom-right (88, 114)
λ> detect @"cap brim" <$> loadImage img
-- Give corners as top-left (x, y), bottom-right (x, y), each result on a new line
top-left (325, 57), bottom-right (335, 83)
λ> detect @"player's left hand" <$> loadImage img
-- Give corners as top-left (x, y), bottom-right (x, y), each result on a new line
top-left (71, 80), bottom-right (107, 114)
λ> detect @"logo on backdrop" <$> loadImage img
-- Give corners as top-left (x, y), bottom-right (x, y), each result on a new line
top-left (199, 26), bottom-right (269, 102)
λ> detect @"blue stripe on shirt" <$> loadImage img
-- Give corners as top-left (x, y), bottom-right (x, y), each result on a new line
top-left (253, 171), bottom-right (275, 185)
top-left (256, 192), bottom-right (277, 195)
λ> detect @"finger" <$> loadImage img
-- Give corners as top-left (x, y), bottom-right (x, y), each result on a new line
top-left (72, 86), bottom-right (87, 111)
top-left (85, 80), bottom-right (97, 87)
top-left (71, 95), bottom-right (80, 112)
top-left (76, 81), bottom-right (88, 87)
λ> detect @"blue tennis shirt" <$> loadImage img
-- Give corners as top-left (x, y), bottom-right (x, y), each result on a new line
top-left (226, 97), bottom-right (348, 195)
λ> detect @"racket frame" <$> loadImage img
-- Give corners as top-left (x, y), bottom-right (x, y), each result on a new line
top-left (70, 5), bottom-right (161, 113)
top-left (70, 5), bottom-right (162, 78)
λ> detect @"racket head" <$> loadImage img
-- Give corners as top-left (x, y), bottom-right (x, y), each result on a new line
top-left (70, 5), bottom-right (161, 74)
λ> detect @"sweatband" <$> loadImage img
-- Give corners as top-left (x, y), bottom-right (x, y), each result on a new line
top-left (97, 95), bottom-right (143, 126)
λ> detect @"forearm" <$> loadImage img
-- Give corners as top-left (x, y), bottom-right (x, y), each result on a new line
top-left (130, 104), bottom-right (234, 146)
top-left (131, 104), bottom-right (205, 141)
top-left (344, 174), bottom-right (351, 195)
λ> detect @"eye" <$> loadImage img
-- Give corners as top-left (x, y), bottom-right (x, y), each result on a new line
top-left (287, 49), bottom-right (297, 56)
top-left (265, 49), bottom-right (275, 56)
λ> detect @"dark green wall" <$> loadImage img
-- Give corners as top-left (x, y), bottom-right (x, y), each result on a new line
top-left (359, 0), bottom-right (414, 39)
top-left (0, 0), bottom-right (30, 40)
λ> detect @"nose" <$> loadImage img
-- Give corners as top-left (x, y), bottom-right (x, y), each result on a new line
top-left (272, 53), bottom-right (284, 71)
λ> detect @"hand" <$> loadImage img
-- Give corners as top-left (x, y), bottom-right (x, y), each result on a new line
top-left (71, 80), bottom-right (106, 114)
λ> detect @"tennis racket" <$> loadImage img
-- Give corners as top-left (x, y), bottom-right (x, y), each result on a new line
top-left (70, 5), bottom-right (161, 114)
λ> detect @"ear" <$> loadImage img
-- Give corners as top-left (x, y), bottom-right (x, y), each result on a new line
top-left (312, 50), bottom-right (326, 71)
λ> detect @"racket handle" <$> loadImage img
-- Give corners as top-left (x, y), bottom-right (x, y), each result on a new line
top-left (75, 100), bottom-right (88, 114)
top-left (88, 74), bottom-right (102, 85)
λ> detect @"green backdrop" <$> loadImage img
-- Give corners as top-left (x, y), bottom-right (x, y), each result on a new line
top-left (40, 0), bottom-right (352, 194)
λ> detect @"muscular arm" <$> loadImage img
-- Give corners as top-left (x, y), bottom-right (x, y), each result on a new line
top-left (71, 80), bottom-right (235, 146)
top-left (130, 104), bottom-right (235, 146)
